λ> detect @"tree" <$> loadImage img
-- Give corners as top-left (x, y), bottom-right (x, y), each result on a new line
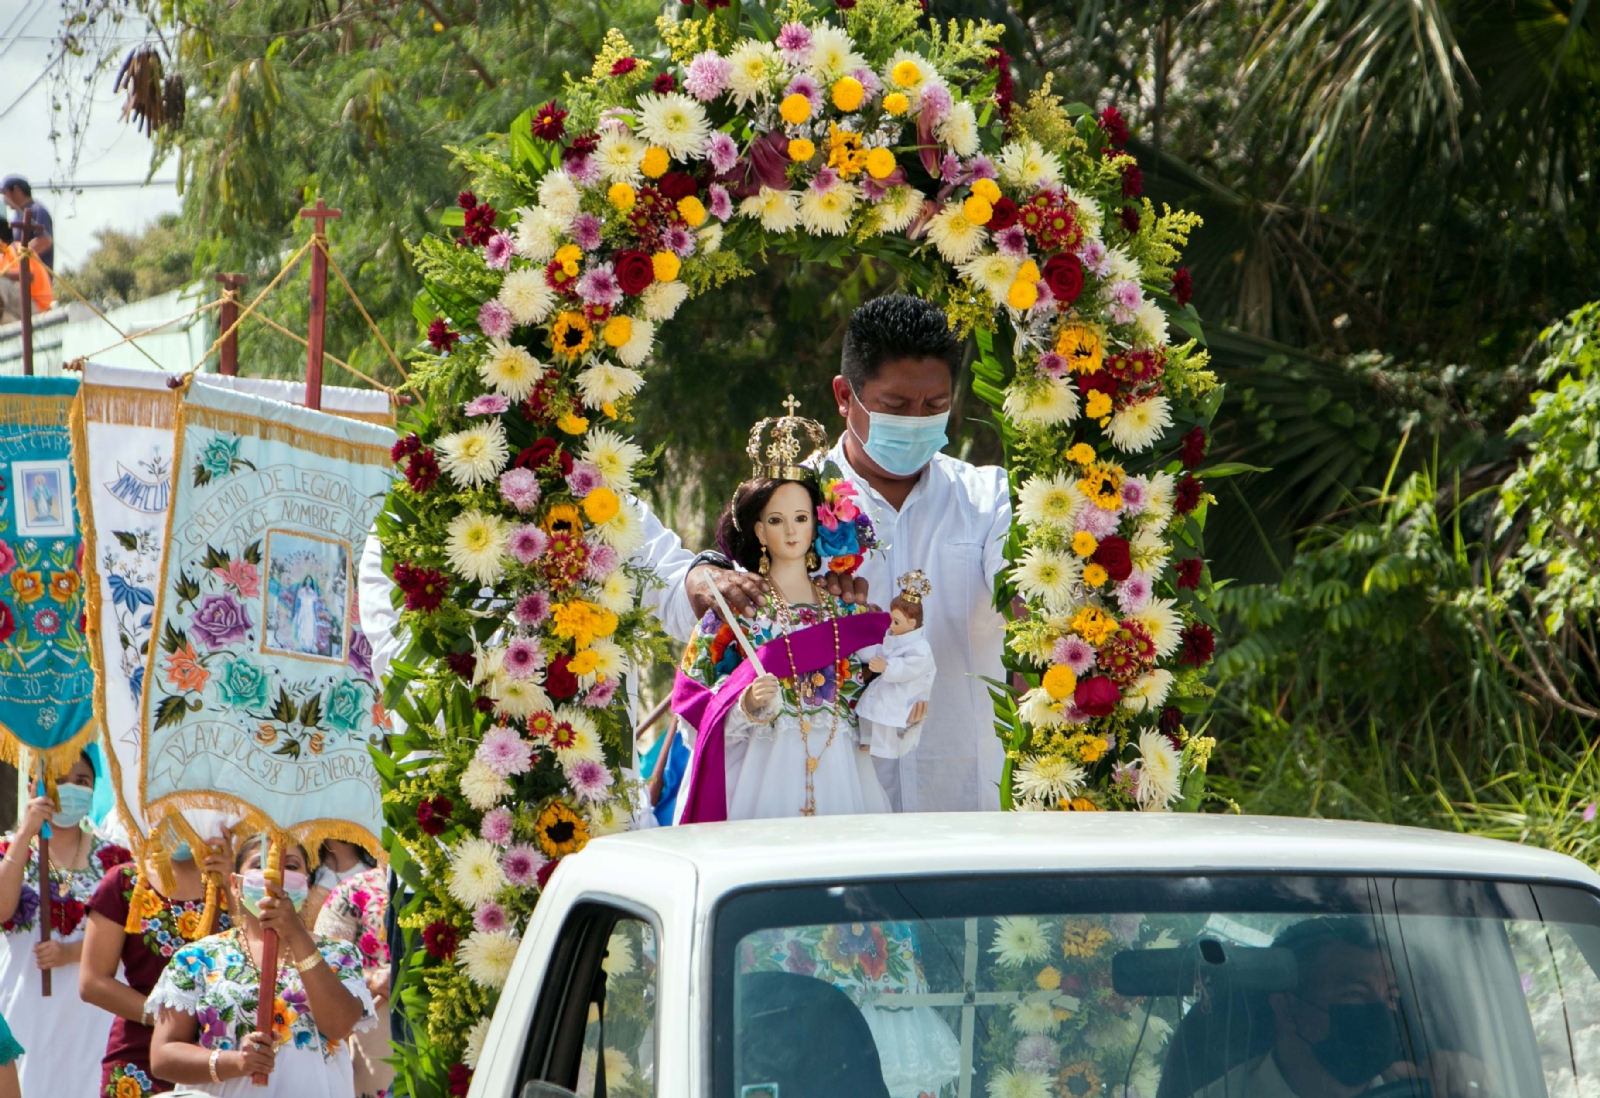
top-left (63, 214), bottom-right (196, 307)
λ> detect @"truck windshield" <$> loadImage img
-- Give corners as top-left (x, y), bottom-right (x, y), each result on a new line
top-left (712, 873), bottom-right (1600, 1098)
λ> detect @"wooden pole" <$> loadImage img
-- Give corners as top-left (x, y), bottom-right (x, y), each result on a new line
top-left (253, 838), bottom-right (281, 1086)
top-left (34, 761), bottom-right (53, 996)
top-left (297, 201), bottom-right (341, 410)
top-left (214, 273), bottom-right (246, 376)
top-left (18, 210), bottom-right (34, 377)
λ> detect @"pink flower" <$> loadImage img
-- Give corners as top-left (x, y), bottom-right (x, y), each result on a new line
top-left (576, 263), bottom-right (622, 308)
top-left (566, 757), bottom-right (614, 803)
top-left (499, 468), bottom-right (542, 512)
top-left (1107, 280), bottom-right (1142, 324)
top-left (968, 154), bottom-right (998, 181)
top-left (919, 83), bottom-right (952, 124)
top-left (0, 541), bottom-right (13, 576)
top-left (358, 931), bottom-right (383, 962)
top-left (478, 724), bottom-right (534, 776)
top-left (994, 225), bottom-right (1029, 257)
top-left (570, 213), bottom-right (603, 251)
top-left (212, 558), bottom-right (260, 598)
top-left (1119, 475), bottom-right (1149, 516)
top-left (584, 542), bottom-right (620, 580)
top-left (816, 503), bottom-right (841, 531)
top-left (502, 843), bottom-right (547, 888)
top-left (481, 807), bottom-right (514, 845)
top-left (473, 902), bottom-right (508, 933)
top-left (1077, 506), bottom-right (1120, 538)
top-left (1115, 570), bottom-right (1153, 614)
top-left (566, 154), bottom-right (601, 187)
top-left (566, 462), bottom-right (603, 497)
top-left (501, 637), bottom-right (546, 681)
top-left (776, 22), bottom-right (813, 65)
top-left (685, 51), bottom-right (732, 101)
top-left (583, 677), bottom-right (619, 708)
top-left (831, 498), bottom-right (859, 522)
top-left (508, 524), bottom-right (550, 564)
top-left (662, 225), bottom-right (695, 257)
top-left (708, 183), bottom-right (733, 220)
top-left (1053, 635), bottom-right (1098, 675)
top-left (784, 73), bottom-right (823, 112)
top-left (514, 591), bottom-right (550, 627)
top-left (810, 167), bottom-right (839, 194)
top-left (706, 132), bottom-right (739, 175)
top-left (849, 67), bottom-right (881, 98)
top-left (1078, 239), bottom-right (1110, 277)
top-left (484, 231), bottom-right (515, 270)
top-left (465, 394), bottom-right (511, 417)
top-left (1037, 352), bottom-right (1069, 379)
top-left (478, 299), bottom-right (513, 340)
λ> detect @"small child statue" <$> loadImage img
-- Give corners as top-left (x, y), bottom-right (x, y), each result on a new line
top-left (857, 571), bottom-right (936, 759)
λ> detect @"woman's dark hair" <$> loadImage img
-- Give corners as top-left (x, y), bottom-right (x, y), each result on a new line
top-left (715, 476), bottom-right (824, 573)
top-left (234, 834), bottom-right (312, 873)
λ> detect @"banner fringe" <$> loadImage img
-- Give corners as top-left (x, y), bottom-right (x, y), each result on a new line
top-left (0, 719), bottom-right (100, 779)
top-left (79, 386), bottom-right (178, 430)
top-left (148, 795), bottom-right (383, 861)
top-left (186, 403), bottom-right (394, 466)
top-left (0, 392), bottom-right (73, 428)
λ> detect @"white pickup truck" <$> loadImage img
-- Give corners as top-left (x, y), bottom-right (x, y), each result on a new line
top-left (470, 813), bottom-right (1600, 1098)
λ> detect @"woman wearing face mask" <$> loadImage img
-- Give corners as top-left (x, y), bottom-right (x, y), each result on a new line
top-left (83, 824), bottom-right (234, 1098)
top-left (312, 861), bottom-right (391, 1098)
top-left (0, 750), bottom-right (130, 1097)
top-left (301, 839), bottom-right (376, 930)
top-left (146, 835), bottom-right (374, 1097)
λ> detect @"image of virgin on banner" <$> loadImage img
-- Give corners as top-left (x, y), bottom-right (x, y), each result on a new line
top-left (0, 377), bottom-right (94, 771)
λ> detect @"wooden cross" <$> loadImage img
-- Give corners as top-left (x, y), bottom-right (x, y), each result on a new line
top-left (298, 200), bottom-right (342, 410)
top-left (299, 198), bottom-right (342, 237)
top-left (782, 394), bottom-right (802, 417)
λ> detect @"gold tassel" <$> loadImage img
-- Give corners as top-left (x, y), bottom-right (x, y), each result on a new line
top-left (125, 867), bottom-right (148, 934)
top-left (198, 875), bottom-right (220, 938)
top-left (148, 827), bottom-right (176, 896)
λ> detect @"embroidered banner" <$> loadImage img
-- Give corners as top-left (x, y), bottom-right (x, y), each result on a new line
top-left (74, 364), bottom-right (392, 848)
top-left (138, 379), bottom-right (396, 849)
top-left (0, 376), bottom-right (94, 769)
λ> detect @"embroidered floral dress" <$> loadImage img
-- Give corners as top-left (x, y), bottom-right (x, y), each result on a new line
top-left (680, 592), bottom-right (890, 820)
top-left (739, 921), bottom-right (960, 1098)
top-left (90, 861), bottom-right (234, 1098)
top-left (0, 832), bottom-right (126, 1098)
top-left (312, 866), bottom-right (391, 1098)
top-left (146, 928), bottom-right (376, 1098)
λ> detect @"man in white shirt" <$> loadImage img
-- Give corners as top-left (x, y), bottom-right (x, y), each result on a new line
top-left (685, 295), bottom-right (1010, 812)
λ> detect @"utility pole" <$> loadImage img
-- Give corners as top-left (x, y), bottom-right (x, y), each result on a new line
top-left (18, 209), bottom-right (34, 376)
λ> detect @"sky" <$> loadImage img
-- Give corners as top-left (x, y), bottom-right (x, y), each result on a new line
top-left (0, 0), bottom-right (183, 271)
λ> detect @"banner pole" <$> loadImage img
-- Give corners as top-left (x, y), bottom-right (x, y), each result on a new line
top-left (252, 838), bottom-right (281, 1085)
top-left (297, 201), bottom-right (342, 410)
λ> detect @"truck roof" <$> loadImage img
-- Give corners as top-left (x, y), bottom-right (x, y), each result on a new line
top-left (576, 813), bottom-right (1600, 899)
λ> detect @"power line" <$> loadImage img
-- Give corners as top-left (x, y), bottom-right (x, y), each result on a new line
top-left (38, 179), bottom-right (181, 191)
top-left (0, 0), bottom-right (49, 65)
top-left (0, 49), bottom-right (61, 121)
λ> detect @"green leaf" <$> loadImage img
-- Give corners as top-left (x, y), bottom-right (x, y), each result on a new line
top-left (298, 692), bottom-right (324, 730)
top-left (243, 540), bottom-right (263, 566)
top-left (113, 531), bottom-right (139, 551)
top-left (1196, 462), bottom-right (1271, 479)
top-left (154, 694), bottom-right (190, 731)
top-left (199, 545), bottom-right (232, 572)
top-left (270, 689), bottom-right (299, 726)
top-left (161, 621), bottom-right (187, 654)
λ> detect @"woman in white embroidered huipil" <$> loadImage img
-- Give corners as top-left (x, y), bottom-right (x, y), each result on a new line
top-left (147, 836), bottom-right (374, 1098)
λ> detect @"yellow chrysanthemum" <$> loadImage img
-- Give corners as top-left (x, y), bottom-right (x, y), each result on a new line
top-left (962, 195), bottom-right (993, 225)
top-left (1035, 965), bottom-right (1062, 990)
top-left (788, 137), bottom-right (816, 162)
top-left (1061, 920), bottom-right (1112, 959)
top-left (1071, 531), bottom-right (1098, 557)
top-left (891, 60), bottom-right (920, 87)
top-left (1042, 665), bottom-right (1077, 701)
top-left (971, 177), bottom-right (1001, 203)
top-left (1085, 390), bottom-right (1113, 420)
top-left (676, 195), bottom-right (706, 227)
top-left (581, 486), bottom-right (621, 524)
top-left (557, 412), bottom-right (589, 435)
top-left (882, 92), bottom-right (909, 115)
top-left (567, 649), bottom-right (600, 676)
top-left (779, 93), bottom-right (813, 125)
top-left (652, 251), bottom-right (681, 282)
top-left (865, 147), bottom-right (897, 179)
top-left (607, 182), bottom-right (636, 211)
top-left (1067, 442), bottom-right (1097, 466)
top-left (640, 146), bottom-right (670, 179)
top-left (1082, 562), bottom-right (1109, 588)
top-left (602, 315), bottom-right (633, 348)
top-left (831, 76), bottom-right (864, 111)
top-left (1069, 605), bottom-right (1118, 645)
top-left (1007, 280), bottom-right (1039, 310)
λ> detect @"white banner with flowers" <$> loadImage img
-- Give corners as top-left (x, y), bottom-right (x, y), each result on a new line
top-left (138, 379), bottom-right (396, 850)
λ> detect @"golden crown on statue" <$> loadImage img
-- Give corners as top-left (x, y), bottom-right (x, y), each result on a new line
top-left (897, 571), bottom-right (932, 604)
top-left (747, 394), bottom-right (828, 481)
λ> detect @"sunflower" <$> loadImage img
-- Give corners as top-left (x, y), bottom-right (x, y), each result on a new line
top-left (542, 503), bottom-right (584, 537)
top-left (1063, 796), bottom-right (1100, 812)
top-left (1077, 461), bottom-right (1125, 511)
top-left (535, 800), bottom-right (591, 858)
top-left (1060, 918), bottom-right (1112, 959)
top-left (1058, 1061), bottom-right (1102, 1098)
top-left (1055, 321), bottom-right (1104, 375)
top-left (550, 311), bottom-right (594, 359)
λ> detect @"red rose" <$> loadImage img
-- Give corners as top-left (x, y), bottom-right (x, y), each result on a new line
top-left (1041, 253), bottom-right (1084, 308)
top-left (96, 845), bottom-right (133, 871)
top-left (474, 696), bottom-right (495, 713)
top-left (537, 857), bottom-right (561, 889)
top-left (423, 920), bottom-right (459, 959)
top-left (1091, 535), bottom-right (1133, 583)
top-left (51, 895), bottom-right (86, 937)
top-left (514, 437), bottom-right (573, 478)
top-left (0, 603), bottom-right (13, 647)
top-left (448, 1065), bottom-right (474, 1098)
top-left (657, 171), bottom-right (698, 200)
top-left (1159, 705), bottom-right (1183, 736)
top-left (613, 249), bottom-right (656, 296)
top-left (545, 654), bottom-right (580, 700)
top-left (1175, 474), bottom-right (1203, 515)
top-left (988, 196), bottom-right (1019, 230)
top-left (1175, 557), bottom-right (1203, 590)
top-left (1171, 266), bottom-right (1193, 307)
top-left (1179, 425), bottom-right (1207, 468)
top-left (1074, 675), bottom-right (1121, 717)
top-left (1180, 623), bottom-right (1215, 666)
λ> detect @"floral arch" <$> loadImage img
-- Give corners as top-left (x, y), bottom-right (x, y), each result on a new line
top-left (376, 0), bottom-right (1219, 1085)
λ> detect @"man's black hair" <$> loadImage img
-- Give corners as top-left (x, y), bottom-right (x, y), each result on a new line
top-left (2, 177), bottom-right (31, 198)
top-left (1273, 917), bottom-right (1383, 990)
top-left (0, 221), bottom-right (11, 246)
top-left (840, 293), bottom-right (962, 391)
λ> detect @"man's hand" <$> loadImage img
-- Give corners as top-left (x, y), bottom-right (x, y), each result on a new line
top-left (686, 565), bottom-right (767, 619)
top-left (818, 571), bottom-right (869, 606)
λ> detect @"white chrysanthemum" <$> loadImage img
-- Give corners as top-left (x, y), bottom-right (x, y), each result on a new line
top-left (595, 570), bottom-right (637, 615)
top-left (809, 25), bottom-right (866, 78)
top-left (987, 1067), bottom-right (1052, 1098)
top-left (1122, 669), bottom-right (1175, 713)
top-left (580, 428), bottom-right (644, 493)
top-left (741, 187), bottom-right (800, 233)
top-left (576, 363), bottom-right (645, 409)
top-left (726, 40), bottom-right (777, 107)
top-left (554, 707), bottom-right (604, 766)
top-left (595, 497), bottom-right (647, 555)
top-left (474, 645), bottom-right (504, 686)
top-left (1108, 395), bottom-right (1173, 453)
top-left (1017, 473), bottom-right (1083, 530)
top-left (1010, 998), bottom-right (1059, 1036)
top-left (873, 186), bottom-right (925, 234)
top-left (1130, 525), bottom-right (1170, 571)
top-left (602, 929), bottom-right (636, 975)
top-left (1137, 728), bottom-right (1184, 810)
top-left (460, 757), bottom-right (512, 811)
top-left (996, 139), bottom-right (1063, 191)
top-left (615, 316), bottom-right (655, 369)
top-left (480, 339), bottom-right (546, 402)
top-left (498, 267), bottom-right (556, 326)
top-left (640, 279), bottom-right (690, 321)
top-left (459, 928), bottom-right (520, 990)
top-left (958, 251), bottom-right (1022, 304)
top-left (462, 1016), bottom-right (492, 1070)
top-left (1144, 471), bottom-right (1176, 523)
top-left (798, 180), bottom-right (859, 236)
top-left (445, 510), bottom-right (508, 586)
top-left (438, 420), bottom-right (509, 489)
top-left (1132, 598), bottom-right (1183, 659)
top-left (1063, 185), bottom-right (1102, 238)
top-left (884, 49), bottom-right (936, 93)
top-left (512, 206), bottom-right (560, 262)
top-left (990, 916), bottom-right (1053, 966)
top-left (1004, 377), bottom-right (1079, 426)
top-left (1011, 546), bottom-right (1080, 610)
top-left (1104, 246), bottom-right (1141, 283)
top-left (492, 676), bottom-right (550, 720)
top-left (1135, 298), bottom-right (1170, 347)
top-left (698, 222), bottom-right (724, 254)
top-left (1013, 754), bottom-right (1086, 805)
top-left (936, 100), bottom-right (980, 157)
top-left (447, 839), bottom-right (507, 908)
top-left (1017, 686), bottom-right (1068, 729)
top-left (536, 170), bottom-right (581, 227)
top-left (585, 638), bottom-right (626, 681)
top-left (596, 128), bottom-right (646, 185)
top-left (636, 92), bottom-right (711, 160)
top-left (585, 800), bottom-right (630, 838)
top-left (925, 202), bottom-right (987, 263)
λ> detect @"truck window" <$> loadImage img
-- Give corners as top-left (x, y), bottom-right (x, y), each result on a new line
top-left (520, 902), bottom-right (658, 1098)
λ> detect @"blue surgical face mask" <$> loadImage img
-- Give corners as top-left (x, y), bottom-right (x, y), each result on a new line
top-left (849, 389), bottom-right (949, 477)
top-left (53, 783), bottom-right (94, 829)
top-left (171, 841), bottom-right (194, 862)
top-left (237, 869), bottom-right (310, 916)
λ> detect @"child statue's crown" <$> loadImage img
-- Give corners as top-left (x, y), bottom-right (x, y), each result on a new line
top-left (747, 394), bottom-right (828, 481)
top-left (897, 571), bottom-right (932, 604)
